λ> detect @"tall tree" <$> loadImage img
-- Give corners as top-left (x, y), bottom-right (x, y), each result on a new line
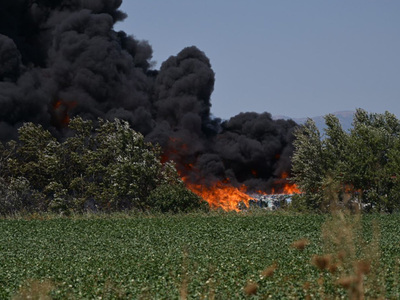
top-left (291, 109), bottom-right (400, 212)
top-left (291, 118), bottom-right (325, 210)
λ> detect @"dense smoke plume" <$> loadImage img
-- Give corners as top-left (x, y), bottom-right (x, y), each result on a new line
top-left (0, 0), bottom-right (297, 192)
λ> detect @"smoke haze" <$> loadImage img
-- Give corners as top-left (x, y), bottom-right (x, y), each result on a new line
top-left (0, 0), bottom-right (297, 192)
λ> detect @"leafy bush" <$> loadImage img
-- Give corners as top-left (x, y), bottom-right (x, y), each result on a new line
top-left (0, 177), bottom-right (41, 215)
top-left (148, 183), bottom-right (208, 213)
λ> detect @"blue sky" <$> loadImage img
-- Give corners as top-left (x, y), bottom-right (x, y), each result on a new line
top-left (115, 1), bottom-right (400, 120)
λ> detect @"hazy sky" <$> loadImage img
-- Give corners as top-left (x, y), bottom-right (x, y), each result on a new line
top-left (115, 1), bottom-right (400, 120)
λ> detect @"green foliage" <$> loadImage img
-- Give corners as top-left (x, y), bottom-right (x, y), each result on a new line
top-left (0, 117), bottom-right (199, 214)
top-left (0, 213), bottom-right (399, 298)
top-left (148, 183), bottom-right (208, 213)
top-left (291, 119), bottom-right (326, 210)
top-left (291, 109), bottom-right (400, 212)
top-left (0, 177), bottom-right (42, 215)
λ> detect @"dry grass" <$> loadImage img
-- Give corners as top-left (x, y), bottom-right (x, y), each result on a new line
top-left (261, 263), bottom-right (277, 278)
top-left (12, 279), bottom-right (54, 300)
top-left (243, 281), bottom-right (258, 296)
top-left (245, 182), bottom-right (388, 300)
top-left (319, 210), bottom-right (384, 299)
top-left (291, 238), bottom-right (310, 250)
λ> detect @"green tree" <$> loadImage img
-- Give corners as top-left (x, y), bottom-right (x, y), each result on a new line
top-left (85, 118), bottom-right (182, 211)
top-left (348, 110), bottom-right (400, 212)
top-left (291, 118), bottom-right (326, 210)
top-left (291, 109), bottom-right (400, 212)
top-left (0, 117), bottom-right (205, 215)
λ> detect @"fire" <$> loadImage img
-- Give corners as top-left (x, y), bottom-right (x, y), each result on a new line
top-left (163, 137), bottom-right (301, 212)
top-left (54, 100), bottom-right (63, 109)
top-left (273, 172), bottom-right (301, 195)
top-left (281, 183), bottom-right (301, 194)
top-left (161, 137), bottom-right (190, 164)
top-left (182, 173), bottom-right (301, 212)
top-left (53, 99), bottom-right (77, 126)
top-left (184, 179), bottom-right (253, 212)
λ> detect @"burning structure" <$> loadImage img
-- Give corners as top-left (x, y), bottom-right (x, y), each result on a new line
top-left (0, 0), bottom-right (299, 211)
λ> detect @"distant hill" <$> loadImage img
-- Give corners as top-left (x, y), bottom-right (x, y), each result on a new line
top-left (273, 111), bottom-right (355, 133)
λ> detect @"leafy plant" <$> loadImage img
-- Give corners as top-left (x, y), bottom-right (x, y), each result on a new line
top-left (148, 183), bottom-right (208, 213)
top-left (0, 213), bottom-right (398, 299)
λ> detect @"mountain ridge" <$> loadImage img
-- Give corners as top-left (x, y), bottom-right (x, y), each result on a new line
top-left (273, 111), bottom-right (355, 132)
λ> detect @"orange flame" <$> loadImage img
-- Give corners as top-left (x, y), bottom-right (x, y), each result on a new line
top-left (162, 138), bottom-right (301, 212)
top-left (182, 172), bottom-right (301, 212)
top-left (184, 179), bottom-right (252, 212)
top-left (161, 137), bottom-right (190, 164)
top-left (53, 99), bottom-right (77, 126)
top-left (54, 100), bottom-right (63, 109)
top-left (273, 172), bottom-right (301, 194)
top-left (281, 183), bottom-right (301, 194)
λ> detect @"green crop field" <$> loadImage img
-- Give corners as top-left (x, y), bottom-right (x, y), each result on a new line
top-left (1, 212), bottom-right (399, 299)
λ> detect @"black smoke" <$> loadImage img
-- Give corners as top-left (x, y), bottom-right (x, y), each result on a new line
top-left (0, 0), bottom-right (298, 193)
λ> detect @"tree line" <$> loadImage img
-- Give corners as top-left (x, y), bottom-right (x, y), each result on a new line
top-left (1, 109), bottom-right (399, 215)
top-left (291, 109), bottom-right (400, 212)
top-left (0, 117), bottom-right (205, 215)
